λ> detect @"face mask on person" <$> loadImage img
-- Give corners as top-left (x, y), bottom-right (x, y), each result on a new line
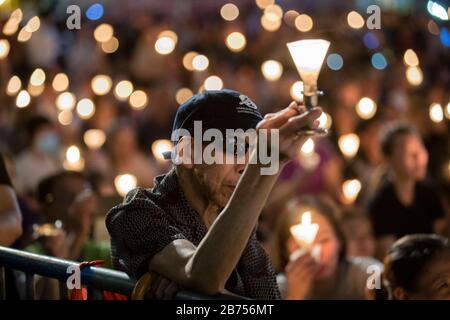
top-left (35, 132), bottom-right (60, 154)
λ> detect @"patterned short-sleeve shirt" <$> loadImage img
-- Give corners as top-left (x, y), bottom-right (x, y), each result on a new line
top-left (105, 168), bottom-right (280, 299)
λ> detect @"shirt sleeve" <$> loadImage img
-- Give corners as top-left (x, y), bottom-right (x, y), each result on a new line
top-left (236, 230), bottom-right (281, 299)
top-left (0, 154), bottom-right (12, 186)
top-left (106, 188), bottom-right (187, 279)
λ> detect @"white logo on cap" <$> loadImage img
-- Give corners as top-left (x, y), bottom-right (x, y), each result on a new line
top-left (239, 94), bottom-right (258, 110)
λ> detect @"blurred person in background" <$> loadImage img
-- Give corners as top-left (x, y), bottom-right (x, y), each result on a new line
top-left (353, 118), bottom-right (387, 207)
top-left (13, 116), bottom-right (62, 196)
top-left (340, 207), bottom-right (376, 258)
top-left (106, 120), bottom-right (157, 188)
top-left (368, 123), bottom-right (447, 259)
top-left (273, 196), bottom-right (381, 300)
top-left (20, 170), bottom-right (111, 297)
top-left (379, 234), bottom-right (450, 300)
top-left (1, 151), bottom-right (23, 300)
top-left (0, 152), bottom-right (22, 246)
top-left (26, 171), bottom-right (110, 264)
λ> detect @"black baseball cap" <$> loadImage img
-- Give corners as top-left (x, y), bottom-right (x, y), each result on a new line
top-left (164, 89), bottom-right (263, 159)
top-left (172, 89), bottom-right (262, 138)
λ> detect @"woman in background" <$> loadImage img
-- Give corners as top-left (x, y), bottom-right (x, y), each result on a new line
top-left (273, 196), bottom-right (381, 300)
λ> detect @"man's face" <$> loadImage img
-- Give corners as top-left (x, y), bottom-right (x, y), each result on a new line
top-left (180, 132), bottom-right (251, 208)
top-left (192, 150), bottom-right (246, 208)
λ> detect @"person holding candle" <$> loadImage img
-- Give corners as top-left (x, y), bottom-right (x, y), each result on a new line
top-left (272, 196), bottom-right (382, 300)
top-left (106, 89), bottom-right (322, 299)
top-left (368, 123), bottom-right (447, 259)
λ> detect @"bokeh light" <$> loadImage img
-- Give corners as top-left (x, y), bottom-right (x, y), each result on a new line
top-left (6, 76), bottom-right (22, 96)
top-left (17, 27), bottom-right (32, 42)
top-left (300, 138), bottom-right (314, 154)
top-left (342, 179), bottom-right (362, 203)
top-left (295, 14), bottom-right (313, 32)
top-left (94, 23), bottom-right (114, 43)
top-left (152, 139), bottom-right (173, 162)
top-left (83, 129), bottom-right (106, 150)
top-left (283, 10), bottom-right (299, 27)
top-left (30, 68), bottom-right (46, 86)
top-left (155, 36), bottom-right (176, 55)
top-left (114, 80), bottom-right (134, 100)
top-left (192, 54), bottom-right (209, 71)
top-left (403, 49), bottom-right (419, 67)
top-left (114, 174), bottom-right (137, 197)
top-left (290, 81), bottom-right (304, 102)
top-left (28, 83), bottom-right (45, 97)
top-left (101, 37), bottom-right (119, 54)
top-left (183, 51), bottom-right (198, 71)
top-left (326, 53), bottom-right (344, 71)
top-left (225, 32), bottom-right (247, 52)
top-left (255, 0), bottom-right (274, 10)
top-left (56, 92), bottom-right (76, 111)
top-left (204, 75), bottom-right (224, 90)
top-left (76, 98), bottom-right (96, 120)
top-left (347, 11), bottom-right (364, 29)
top-left (429, 103), bottom-right (444, 123)
top-left (52, 73), bottom-right (69, 92)
top-left (16, 90), bottom-right (31, 108)
top-left (175, 88), bottom-right (194, 104)
top-left (220, 3), bottom-right (239, 21)
top-left (261, 14), bottom-right (282, 32)
top-left (363, 32), bottom-right (379, 49)
top-left (338, 133), bottom-right (360, 158)
top-left (91, 75), bottom-right (112, 95)
top-left (129, 90), bottom-right (148, 109)
top-left (86, 3), bottom-right (104, 21)
top-left (356, 97), bottom-right (377, 120)
top-left (261, 60), bottom-right (283, 81)
top-left (25, 16), bottom-right (40, 33)
top-left (0, 39), bottom-right (10, 59)
top-left (318, 112), bottom-right (332, 130)
top-left (406, 66), bottom-right (423, 86)
top-left (58, 111), bottom-right (73, 126)
top-left (371, 53), bottom-right (387, 70)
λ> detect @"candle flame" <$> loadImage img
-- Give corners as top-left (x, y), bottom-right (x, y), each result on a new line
top-left (290, 211), bottom-right (319, 247)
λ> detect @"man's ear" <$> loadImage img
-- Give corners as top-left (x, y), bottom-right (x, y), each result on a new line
top-left (175, 136), bottom-right (194, 169)
top-left (392, 287), bottom-right (409, 300)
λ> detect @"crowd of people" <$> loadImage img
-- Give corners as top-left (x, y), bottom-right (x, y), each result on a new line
top-left (0, 0), bottom-right (449, 300)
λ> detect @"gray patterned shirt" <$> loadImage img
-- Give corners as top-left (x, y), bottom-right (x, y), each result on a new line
top-left (106, 168), bottom-right (280, 299)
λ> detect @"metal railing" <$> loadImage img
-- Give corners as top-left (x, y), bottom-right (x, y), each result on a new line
top-left (0, 246), bottom-right (245, 300)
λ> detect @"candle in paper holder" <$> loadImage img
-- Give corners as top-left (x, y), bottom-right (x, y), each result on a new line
top-left (290, 211), bottom-right (321, 262)
top-left (286, 39), bottom-right (330, 136)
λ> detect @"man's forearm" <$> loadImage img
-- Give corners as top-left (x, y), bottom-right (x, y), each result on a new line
top-left (188, 158), bottom-right (282, 291)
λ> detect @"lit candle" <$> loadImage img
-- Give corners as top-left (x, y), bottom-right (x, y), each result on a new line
top-left (290, 211), bottom-right (319, 249)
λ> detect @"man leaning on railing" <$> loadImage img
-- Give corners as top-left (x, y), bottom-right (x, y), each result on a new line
top-left (106, 89), bottom-right (322, 299)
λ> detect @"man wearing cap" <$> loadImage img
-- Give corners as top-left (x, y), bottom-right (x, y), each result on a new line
top-left (106, 89), bottom-right (322, 299)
